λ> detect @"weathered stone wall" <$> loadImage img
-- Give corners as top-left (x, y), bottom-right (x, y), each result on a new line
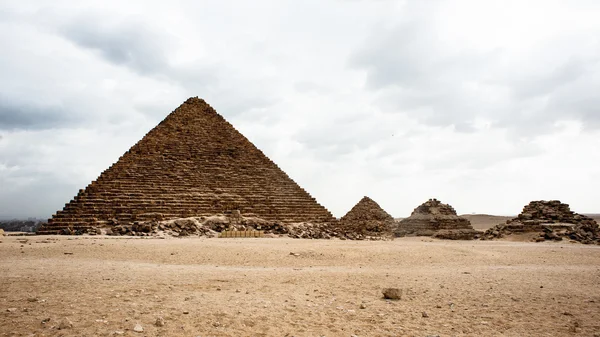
top-left (38, 98), bottom-right (334, 234)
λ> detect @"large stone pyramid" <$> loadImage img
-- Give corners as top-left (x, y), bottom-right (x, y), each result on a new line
top-left (38, 97), bottom-right (334, 234)
top-left (395, 198), bottom-right (477, 239)
top-left (337, 196), bottom-right (395, 239)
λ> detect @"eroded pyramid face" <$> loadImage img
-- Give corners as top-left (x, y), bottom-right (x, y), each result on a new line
top-left (39, 98), bottom-right (334, 234)
top-left (395, 198), bottom-right (474, 236)
top-left (341, 196), bottom-right (394, 222)
top-left (337, 196), bottom-right (395, 238)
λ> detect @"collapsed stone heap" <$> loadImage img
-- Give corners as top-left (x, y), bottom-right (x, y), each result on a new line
top-left (482, 200), bottom-right (600, 244)
top-left (38, 97), bottom-right (334, 235)
top-left (336, 196), bottom-right (395, 240)
top-left (75, 214), bottom-right (376, 240)
top-left (82, 213), bottom-right (337, 239)
top-left (395, 198), bottom-right (478, 239)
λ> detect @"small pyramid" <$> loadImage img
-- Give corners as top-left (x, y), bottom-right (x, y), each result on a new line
top-left (482, 200), bottom-right (600, 243)
top-left (338, 196), bottom-right (395, 238)
top-left (38, 97), bottom-right (334, 234)
top-left (395, 198), bottom-right (476, 239)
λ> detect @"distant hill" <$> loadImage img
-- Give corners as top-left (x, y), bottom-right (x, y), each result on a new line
top-left (459, 214), bottom-right (513, 231)
top-left (0, 220), bottom-right (45, 232)
top-left (585, 214), bottom-right (600, 223)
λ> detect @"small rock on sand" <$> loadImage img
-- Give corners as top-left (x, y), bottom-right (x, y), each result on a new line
top-left (155, 316), bottom-right (165, 327)
top-left (58, 317), bottom-right (73, 330)
top-left (382, 288), bottom-right (402, 300)
top-left (133, 323), bottom-right (143, 332)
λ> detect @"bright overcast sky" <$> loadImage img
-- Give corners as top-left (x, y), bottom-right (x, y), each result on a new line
top-left (1, 0), bottom-right (600, 219)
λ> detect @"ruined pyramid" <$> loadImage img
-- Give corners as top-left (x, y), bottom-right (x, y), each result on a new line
top-left (38, 97), bottom-right (334, 234)
top-left (482, 200), bottom-right (600, 244)
top-left (395, 198), bottom-right (477, 239)
top-left (337, 196), bottom-right (395, 239)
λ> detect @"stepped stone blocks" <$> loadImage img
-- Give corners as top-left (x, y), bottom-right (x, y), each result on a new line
top-left (395, 198), bottom-right (477, 239)
top-left (38, 97), bottom-right (334, 234)
top-left (482, 200), bottom-right (600, 244)
top-left (336, 196), bottom-right (395, 239)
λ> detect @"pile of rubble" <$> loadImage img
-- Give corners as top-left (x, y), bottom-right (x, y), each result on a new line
top-left (59, 212), bottom-right (392, 241)
top-left (482, 200), bottom-right (600, 244)
top-left (64, 215), bottom-right (287, 237)
top-left (395, 198), bottom-right (478, 239)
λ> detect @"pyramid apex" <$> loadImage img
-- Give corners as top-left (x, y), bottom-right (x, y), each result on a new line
top-left (184, 96), bottom-right (207, 105)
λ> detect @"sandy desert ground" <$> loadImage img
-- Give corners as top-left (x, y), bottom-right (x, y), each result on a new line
top-left (1, 236), bottom-right (599, 337)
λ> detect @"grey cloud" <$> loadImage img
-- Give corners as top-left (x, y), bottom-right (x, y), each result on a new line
top-left (510, 57), bottom-right (588, 99)
top-left (0, 97), bottom-right (75, 130)
top-left (59, 16), bottom-right (218, 95)
top-left (0, 171), bottom-right (79, 219)
top-left (294, 116), bottom-right (400, 161)
top-left (351, 19), bottom-right (600, 135)
top-left (61, 20), bottom-right (170, 76)
top-left (59, 16), bottom-right (281, 119)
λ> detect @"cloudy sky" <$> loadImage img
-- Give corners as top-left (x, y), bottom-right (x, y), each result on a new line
top-left (1, 0), bottom-right (599, 219)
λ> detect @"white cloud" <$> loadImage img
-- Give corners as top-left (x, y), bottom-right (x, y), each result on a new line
top-left (1, 0), bottom-right (599, 219)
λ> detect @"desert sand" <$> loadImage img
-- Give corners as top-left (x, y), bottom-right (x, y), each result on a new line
top-left (1, 236), bottom-right (599, 337)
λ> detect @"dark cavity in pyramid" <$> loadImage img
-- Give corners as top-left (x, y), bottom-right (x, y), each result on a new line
top-left (337, 196), bottom-right (395, 239)
top-left (395, 198), bottom-right (477, 240)
top-left (38, 97), bottom-right (334, 234)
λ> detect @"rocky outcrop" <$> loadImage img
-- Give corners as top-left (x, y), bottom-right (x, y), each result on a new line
top-left (336, 196), bottom-right (395, 240)
top-left (0, 220), bottom-right (45, 232)
top-left (395, 198), bottom-right (478, 239)
top-left (482, 200), bottom-right (600, 244)
top-left (38, 98), bottom-right (334, 235)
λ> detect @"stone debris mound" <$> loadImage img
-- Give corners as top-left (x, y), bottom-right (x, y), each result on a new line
top-left (336, 196), bottom-right (395, 240)
top-left (482, 200), bottom-right (600, 244)
top-left (70, 215), bottom-right (310, 238)
top-left (38, 97), bottom-right (334, 235)
top-left (395, 198), bottom-right (478, 239)
top-left (66, 212), bottom-right (392, 241)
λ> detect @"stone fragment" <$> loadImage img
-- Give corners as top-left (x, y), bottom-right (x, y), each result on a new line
top-left (133, 323), bottom-right (143, 332)
top-left (58, 317), bottom-right (73, 330)
top-left (155, 317), bottom-right (165, 327)
top-left (382, 288), bottom-right (402, 300)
